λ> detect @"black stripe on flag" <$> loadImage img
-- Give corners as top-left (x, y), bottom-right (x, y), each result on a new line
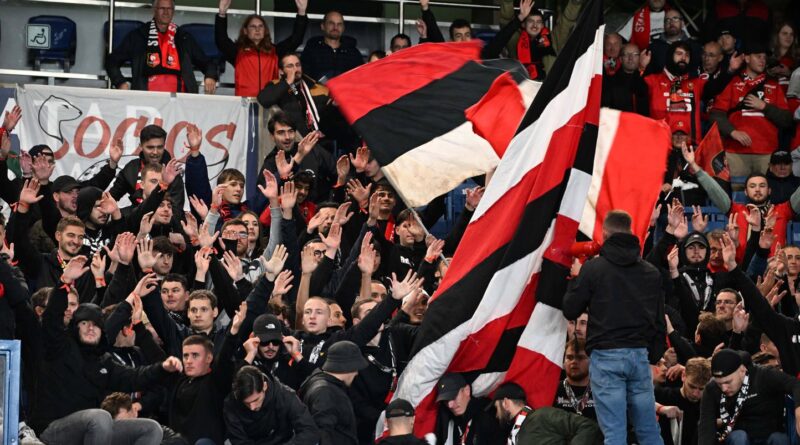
top-left (352, 61), bottom-right (509, 167)
top-left (515, 0), bottom-right (604, 134)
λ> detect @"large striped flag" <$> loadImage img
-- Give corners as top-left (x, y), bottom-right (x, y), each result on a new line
top-left (327, 42), bottom-right (539, 207)
top-left (393, 0), bottom-right (606, 439)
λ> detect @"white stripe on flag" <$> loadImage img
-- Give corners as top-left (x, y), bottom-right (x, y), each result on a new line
top-left (473, 25), bottom-right (605, 222)
top-left (579, 107), bottom-right (621, 239)
top-left (381, 121), bottom-right (500, 208)
top-left (517, 303), bottom-right (568, 366)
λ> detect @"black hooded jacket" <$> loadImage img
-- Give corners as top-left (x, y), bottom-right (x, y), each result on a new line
top-left (223, 374), bottom-right (320, 445)
top-left (564, 233), bottom-right (666, 357)
top-left (29, 285), bottom-right (167, 434)
top-left (108, 150), bottom-right (185, 215)
top-left (298, 369), bottom-right (358, 445)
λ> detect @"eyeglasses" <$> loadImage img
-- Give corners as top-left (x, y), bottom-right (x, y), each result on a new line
top-left (312, 249), bottom-right (326, 257)
top-left (223, 231), bottom-right (248, 239)
top-left (665, 17), bottom-right (683, 23)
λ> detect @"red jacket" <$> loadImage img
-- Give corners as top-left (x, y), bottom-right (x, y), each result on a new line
top-left (712, 74), bottom-right (789, 155)
top-left (645, 70), bottom-right (706, 140)
top-left (730, 202), bottom-right (792, 262)
top-left (234, 49), bottom-right (279, 97)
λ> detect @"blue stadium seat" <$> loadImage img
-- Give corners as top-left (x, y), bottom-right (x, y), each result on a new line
top-left (732, 191), bottom-right (747, 204)
top-left (103, 20), bottom-right (144, 53)
top-left (27, 15), bottom-right (77, 72)
top-left (181, 23), bottom-right (225, 74)
top-left (474, 30), bottom-right (497, 45)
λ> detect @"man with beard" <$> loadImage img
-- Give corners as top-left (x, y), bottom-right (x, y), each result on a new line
top-left (683, 145), bottom-right (800, 261)
top-left (492, 382), bottom-right (602, 444)
top-left (644, 41), bottom-right (728, 143)
top-left (655, 357), bottom-right (712, 445)
top-left (300, 11), bottom-right (364, 82)
top-left (13, 181), bottom-right (98, 302)
top-left (109, 124), bottom-right (185, 213)
top-left (712, 42), bottom-right (792, 177)
top-left (74, 187), bottom-right (122, 256)
top-left (240, 313), bottom-right (315, 390)
top-left (120, 160), bottom-right (182, 235)
top-left (553, 338), bottom-right (597, 422)
top-left (646, 9), bottom-right (701, 75)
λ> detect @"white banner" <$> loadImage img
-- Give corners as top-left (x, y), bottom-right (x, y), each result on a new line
top-left (15, 85), bottom-right (250, 182)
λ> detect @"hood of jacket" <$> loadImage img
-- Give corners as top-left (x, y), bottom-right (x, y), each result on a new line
top-left (600, 233), bottom-right (641, 266)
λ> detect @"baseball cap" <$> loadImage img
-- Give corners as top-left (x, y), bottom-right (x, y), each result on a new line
top-left (252, 314), bottom-right (283, 343)
top-left (670, 120), bottom-right (688, 135)
top-left (770, 150), bottom-right (792, 165)
top-left (711, 349), bottom-right (747, 377)
top-left (684, 232), bottom-right (709, 249)
top-left (385, 399), bottom-right (415, 419)
top-left (436, 373), bottom-right (468, 402)
top-left (53, 175), bottom-right (81, 193)
top-left (491, 382), bottom-right (527, 403)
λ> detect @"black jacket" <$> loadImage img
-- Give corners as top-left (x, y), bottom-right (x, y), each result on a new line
top-left (109, 151), bottom-right (185, 216)
top-left (105, 22), bottom-right (218, 92)
top-left (30, 285), bottom-right (167, 434)
top-left (766, 170), bottom-right (800, 204)
top-left (602, 69), bottom-right (649, 115)
top-left (563, 233), bottom-right (666, 359)
top-left (379, 435), bottom-right (429, 445)
top-left (300, 35), bottom-right (363, 82)
top-left (299, 369), bottom-right (358, 445)
top-left (698, 364), bottom-right (800, 443)
top-left (224, 374), bottom-right (320, 445)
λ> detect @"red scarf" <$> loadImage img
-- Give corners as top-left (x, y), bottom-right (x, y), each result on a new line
top-left (146, 21), bottom-right (183, 92)
top-left (631, 4), bottom-right (670, 50)
top-left (516, 28), bottom-right (551, 80)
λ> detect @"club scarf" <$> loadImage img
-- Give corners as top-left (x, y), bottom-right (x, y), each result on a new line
top-left (631, 4), bottom-right (671, 50)
top-left (516, 28), bottom-right (551, 80)
top-left (508, 406), bottom-right (532, 445)
top-left (146, 20), bottom-right (181, 74)
top-left (718, 372), bottom-right (749, 443)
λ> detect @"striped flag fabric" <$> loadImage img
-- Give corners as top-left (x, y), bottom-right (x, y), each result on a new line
top-left (392, 0), bottom-right (606, 439)
top-left (327, 43), bottom-right (539, 207)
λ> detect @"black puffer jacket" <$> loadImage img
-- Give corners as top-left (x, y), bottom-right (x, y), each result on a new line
top-left (223, 374), bottom-right (320, 445)
top-left (30, 285), bottom-right (167, 434)
top-left (105, 22), bottom-right (218, 93)
top-left (298, 369), bottom-right (358, 445)
top-left (564, 232), bottom-right (666, 359)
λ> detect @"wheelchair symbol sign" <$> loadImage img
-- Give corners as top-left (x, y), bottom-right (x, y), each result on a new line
top-left (26, 24), bottom-right (51, 49)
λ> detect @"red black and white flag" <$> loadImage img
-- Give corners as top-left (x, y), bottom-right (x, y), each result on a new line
top-left (392, 0), bottom-right (606, 439)
top-left (327, 42), bottom-right (539, 207)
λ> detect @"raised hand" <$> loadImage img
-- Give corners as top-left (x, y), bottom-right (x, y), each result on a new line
top-left (110, 232), bottom-right (136, 265)
top-left (297, 131), bottom-right (320, 157)
top-left (720, 233), bottom-right (737, 270)
top-left (743, 204), bottom-right (761, 231)
top-left (257, 169), bottom-right (279, 203)
top-left (732, 302), bottom-right (749, 333)
top-left (667, 246), bottom-right (679, 276)
top-left (98, 192), bottom-right (119, 216)
top-left (666, 199), bottom-right (684, 232)
top-left (198, 222), bottom-right (220, 249)
top-left (275, 151), bottom-right (295, 180)
top-left (680, 142), bottom-right (697, 169)
top-left (91, 251), bottom-right (107, 279)
top-left (181, 212), bottom-right (199, 240)
top-left (18, 178), bottom-right (44, 206)
top-left (211, 185), bottom-right (226, 212)
top-left (334, 202), bottom-right (354, 225)
top-left (133, 272), bottom-right (160, 297)
top-left (765, 281), bottom-right (787, 309)
top-left (162, 159), bottom-right (181, 185)
top-left (0, 130), bottom-right (10, 160)
top-left (419, 0), bottom-right (429, 10)
top-left (306, 211), bottom-right (325, 234)
top-left (162, 356), bottom-right (183, 373)
top-left (726, 214), bottom-right (739, 242)
top-left (465, 186), bottom-right (485, 212)
top-left (728, 51), bottom-right (743, 72)
top-left (345, 178), bottom-right (371, 208)
top-left (231, 301), bottom-right (248, 335)
top-left (264, 244), bottom-right (288, 281)
top-left (426, 237), bottom-right (445, 260)
top-left (62, 255), bottom-right (89, 283)
top-left (280, 181), bottom-right (298, 211)
top-left (2, 105), bottom-right (22, 132)
top-left (109, 139), bottom-right (123, 169)
top-left (222, 250), bottom-right (244, 281)
top-left (300, 243), bottom-right (319, 274)
top-left (138, 212), bottom-right (155, 238)
top-left (691, 205), bottom-right (708, 233)
top-left (272, 269), bottom-right (294, 297)
top-left (517, 0), bottom-right (533, 21)
top-left (137, 238), bottom-right (161, 270)
top-left (759, 226), bottom-right (776, 250)
top-left (349, 146), bottom-right (370, 173)
top-left (415, 18), bottom-right (428, 39)
top-left (336, 155), bottom-right (350, 185)
top-left (128, 291), bottom-right (143, 324)
top-left (184, 123), bottom-right (202, 152)
top-left (32, 155), bottom-right (54, 183)
top-left (639, 49), bottom-right (652, 70)
top-left (366, 191), bottom-right (381, 226)
top-left (358, 233), bottom-right (377, 274)
top-left (194, 247), bottom-right (212, 277)
top-left (319, 222), bottom-right (342, 252)
top-left (218, 0), bottom-right (232, 15)
top-left (391, 270), bottom-right (424, 300)
top-left (189, 195), bottom-right (209, 220)
top-left (295, 0), bottom-right (307, 15)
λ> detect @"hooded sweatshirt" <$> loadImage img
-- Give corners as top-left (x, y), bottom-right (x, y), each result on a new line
top-left (564, 232), bottom-right (666, 355)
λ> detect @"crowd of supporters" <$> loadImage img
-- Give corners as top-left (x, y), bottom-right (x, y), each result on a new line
top-left (6, 0), bottom-right (800, 444)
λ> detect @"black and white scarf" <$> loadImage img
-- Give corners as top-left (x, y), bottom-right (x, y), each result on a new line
top-left (718, 373), bottom-right (750, 442)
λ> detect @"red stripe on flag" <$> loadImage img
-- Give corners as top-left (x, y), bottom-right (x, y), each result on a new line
top-left (327, 41), bottom-right (482, 123)
top-left (434, 106), bottom-right (594, 300)
top-left (465, 72), bottom-right (527, 158)
top-left (503, 346), bottom-right (563, 408)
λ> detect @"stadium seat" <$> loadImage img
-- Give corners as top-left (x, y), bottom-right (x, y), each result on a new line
top-left (473, 30), bottom-right (497, 45)
top-left (27, 15), bottom-right (77, 72)
top-left (103, 20), bottom-right (144, 54)
top-left (181, 23), bottom-right (226, 75)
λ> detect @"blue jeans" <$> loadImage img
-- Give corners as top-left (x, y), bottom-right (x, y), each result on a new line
top-left (725, 430), bottom-right (790, 445)
top-left (589, 348), bottom-right (663, 445)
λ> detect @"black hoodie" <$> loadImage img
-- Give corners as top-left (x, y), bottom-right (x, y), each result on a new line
top-left (564, 233), bottom-right (666, 358)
